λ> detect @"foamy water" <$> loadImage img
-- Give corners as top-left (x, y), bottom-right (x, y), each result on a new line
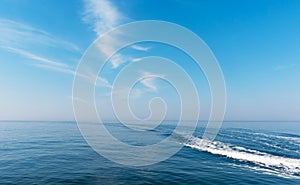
top-left (185, 136), bottom-right (300, 179)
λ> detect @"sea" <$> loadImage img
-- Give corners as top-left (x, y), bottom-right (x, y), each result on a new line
top-left (0, 121), bottom-right (299, 184)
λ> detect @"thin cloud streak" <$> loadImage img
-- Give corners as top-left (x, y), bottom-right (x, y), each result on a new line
top-left (0, 18), bottom-right (81, 52)
top-left (2, 46), bottom-right (111, 89)
top-left (0, 18), bottom-right (82, 76)
top-left (140, 78), bottom-right (158, 92)
top-left (0, 19), bottom-right (113, 88)
top-left (31, 63), bottom-right (112, 88)
top-left (110, 53), bottom-right (127, 69)
top-left (139, 72), bottom-right (165, 92)
top-left (131, 45), bottom-right (150, 52)
top-left (132, 58), bottom-right (143, 62)
top-left (31, 63), bottom-right (75, 75)
top-left (4, 47), bottom-right (68, 68)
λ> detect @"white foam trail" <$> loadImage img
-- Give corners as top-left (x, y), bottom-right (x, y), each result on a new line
top-left (185, 136), bottom-right (300, 179)
top-left (227, 130), bottom-right (300, 153)
top-left (251, 132), bottom-right (300, 143)
top-left (224, 129), bottom-right (300, 141)
top-left (261, 142), bottom-right (300, 154)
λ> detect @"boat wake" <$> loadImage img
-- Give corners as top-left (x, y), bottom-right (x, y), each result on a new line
top-left (184, 136), bottom-right (300, 179)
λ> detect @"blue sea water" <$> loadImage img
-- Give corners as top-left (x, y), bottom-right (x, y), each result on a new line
top-left (0, 121), bottom-right (299, 184)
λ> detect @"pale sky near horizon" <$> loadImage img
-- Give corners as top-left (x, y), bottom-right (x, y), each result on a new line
top-left (0, 0), bottom-right (299, 121)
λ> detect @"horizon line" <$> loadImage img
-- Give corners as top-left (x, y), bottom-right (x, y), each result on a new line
top-left (0, 119), bottom-right (300, 123)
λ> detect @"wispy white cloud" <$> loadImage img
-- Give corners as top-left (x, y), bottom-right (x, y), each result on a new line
top-left (0, 18), bottom-right (112, 89)
top-left (0, 18), bottom-right (82, 76)
top-left (83, 0), bottom-right (130, 70)
top-left (2, 45), bottom-right (80, 81)
top-left (82, 0), bottom-right (124, 37)
top-left (82, 0), bottom-right (150, 69)
top-left (82, 0), bottom-right (127, 69)
top-left (90, 75), bottom-right (112, 88)
top-left (31, 63), bottom-right (75, 75)
top-left (140, 78), bottom-right (158, 92)
top-left (110, 53), bottom-right (127, 68)
top-left (120, 75), bottom-right (160, 101)
top-left (4, 46), bottom-right (69, 68)
top-left (31, 62), bottom-right (112, 88)
top-left (75, 66), bottom-right (112, 88)
top-left (139, 72), bottom-right (165, 92)
top-left (131, 57), bottom-right (143, 62)
top-left (97, 77), bottom-right (112, 88)
top-left (131, 45), bottom-right (150, 52)
top-left (0, 19), bottom-right (80, 52)
top-left (81, 0), bottom-right (160, 92)
top-left (107, 49), bottom-right (150, 68)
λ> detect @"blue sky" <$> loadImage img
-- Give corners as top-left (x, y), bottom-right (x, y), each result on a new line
top-left (0, 0), bottom-right (299, 121)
